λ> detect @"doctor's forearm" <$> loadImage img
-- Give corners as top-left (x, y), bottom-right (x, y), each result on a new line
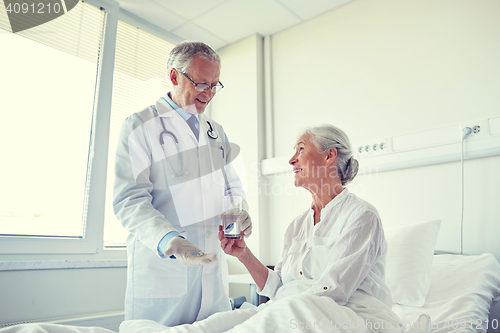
top-left (239, 248), bottom-right (268, 291)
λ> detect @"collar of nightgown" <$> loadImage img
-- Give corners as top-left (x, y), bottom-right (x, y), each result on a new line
top-left (310, 187), bottom-right (349, 222)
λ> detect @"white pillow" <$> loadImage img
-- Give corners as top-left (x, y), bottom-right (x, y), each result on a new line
top-left (384, 219), bottom-right (441, 306)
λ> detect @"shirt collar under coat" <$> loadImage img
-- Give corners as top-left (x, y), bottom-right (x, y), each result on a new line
top-left (155, 96), bottom-right (209, 146)
top-left (162, 92), bottom-right (199, 122)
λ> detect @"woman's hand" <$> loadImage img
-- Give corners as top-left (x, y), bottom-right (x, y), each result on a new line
top-left (218, 225), bottom-right (247, 259)
top-left (219, 225), bottom-right (269, 290)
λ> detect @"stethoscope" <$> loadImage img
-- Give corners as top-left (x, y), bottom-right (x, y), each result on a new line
top-left (159, 116), bottom-right (221, 178)
top-left (206, 120), bottom-right (218, 140)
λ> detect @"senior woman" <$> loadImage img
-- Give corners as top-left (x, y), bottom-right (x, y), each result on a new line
top-left (227, 124), bottom-right (390, 303)
top-left (119, 125), bottom-right (412, 333)
top-left (217, 125), bottom-right (405, 331)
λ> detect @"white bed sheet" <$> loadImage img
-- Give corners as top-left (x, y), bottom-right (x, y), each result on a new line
top-left (2, 254), bottom-right (499, 333)
top-left (392, 254), bottom-right (500, 333)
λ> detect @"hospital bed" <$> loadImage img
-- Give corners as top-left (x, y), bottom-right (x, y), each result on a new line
top-left (393, 253), bottom-right (500, 333)
top-left (2, 221), bottom-right (500, 333)
top-left (382, 219), bottom-right (500, 333)
top-left (225, 252), bottom-right (500, 333)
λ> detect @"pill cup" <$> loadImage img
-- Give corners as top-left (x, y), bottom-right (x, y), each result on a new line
top-left (221, 195), bottom-right (242, 240)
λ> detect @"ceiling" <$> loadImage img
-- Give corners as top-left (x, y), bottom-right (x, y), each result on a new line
top-left (115, 0), bottom-right (352, 50)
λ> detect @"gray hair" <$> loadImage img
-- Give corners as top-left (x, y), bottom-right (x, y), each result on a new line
top-left (304, 124), bottom-right (359, 186)
top-left (167, 41), bottom-right (221, 73)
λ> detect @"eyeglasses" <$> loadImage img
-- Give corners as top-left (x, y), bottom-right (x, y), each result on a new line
top-left (180, 71), bottom-right (224, 93)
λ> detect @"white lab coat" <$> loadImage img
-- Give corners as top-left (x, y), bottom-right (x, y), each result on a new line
top-left (113, 97), bottom-right (246, 326)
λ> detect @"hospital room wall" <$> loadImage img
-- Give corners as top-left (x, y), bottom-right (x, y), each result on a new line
top-left (0, 266), bottom-right (126, 326)
top-left (264, 0), bottom-right (500, 265)
top-left (208, 35), bottom-right (266, 299)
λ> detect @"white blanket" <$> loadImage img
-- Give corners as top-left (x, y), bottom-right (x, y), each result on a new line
top-left (120, 280), bottom-right (426, 333)
top-left (0, 282), bottom-right (431, 333)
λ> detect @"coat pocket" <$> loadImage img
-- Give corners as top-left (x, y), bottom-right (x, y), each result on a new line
top-left (132, 233), bottom-right (188, 299)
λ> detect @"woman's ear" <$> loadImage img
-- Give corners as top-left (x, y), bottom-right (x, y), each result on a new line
top-left (325, 147), bottom-right (337, 167)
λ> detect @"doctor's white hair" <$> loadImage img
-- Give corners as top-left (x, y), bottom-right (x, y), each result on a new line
top-left (167, 41), bottom-right (221, 74)
top-left (304, 124), bottom-right (359, 186)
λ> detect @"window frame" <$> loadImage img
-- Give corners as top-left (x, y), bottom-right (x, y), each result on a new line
top-left (0, 0), bottom-right (118, 255)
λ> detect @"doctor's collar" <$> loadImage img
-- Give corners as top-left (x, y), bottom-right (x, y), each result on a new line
top-left (163, 93), bottom-right (200, 122)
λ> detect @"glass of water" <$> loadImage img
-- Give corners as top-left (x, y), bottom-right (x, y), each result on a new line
top-left (221, 195), bottom-right (242, 240)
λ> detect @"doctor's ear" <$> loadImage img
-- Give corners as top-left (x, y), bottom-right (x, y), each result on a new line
top-left (325, 148), bottom-right (337, 167)
top-left (170, 68), bottom-right (179, 86)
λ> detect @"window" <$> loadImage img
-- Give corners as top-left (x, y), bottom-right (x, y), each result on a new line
top-left (103, 20), bottom-right (174, 246)
top-left (0, 1), bottom-right (105, 253)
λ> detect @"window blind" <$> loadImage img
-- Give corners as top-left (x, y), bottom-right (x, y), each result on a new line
top-left (0, 1), bottom-right (105, 238)
top-left (103, 19), bottom-right (174, 246)
top-left (0, 1), bottom-right (104, 63)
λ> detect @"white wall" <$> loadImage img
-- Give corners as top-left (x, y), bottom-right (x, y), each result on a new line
top-left (208, 34), bottom-right (266, 298)
top-left (0, 265), bottom-right (126, 325)
top-left (271, 0), bottom-right (500, 153)
top-left (265, 0), bottom-right (500, 265)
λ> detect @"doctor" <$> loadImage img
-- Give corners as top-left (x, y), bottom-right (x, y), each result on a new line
top-left (113, 41), bottom-right (252, 326)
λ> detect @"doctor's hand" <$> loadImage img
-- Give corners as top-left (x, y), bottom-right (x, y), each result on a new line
top-left (218, 209), bottom-right (253, 237)
top-left (164, 237), bottom-right (217, 266)
top-left (218, 225), bottom-right (247, 259)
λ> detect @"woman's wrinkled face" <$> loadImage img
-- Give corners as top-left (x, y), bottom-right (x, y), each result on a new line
top-left (289, 134), bottom-right (329, 189)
